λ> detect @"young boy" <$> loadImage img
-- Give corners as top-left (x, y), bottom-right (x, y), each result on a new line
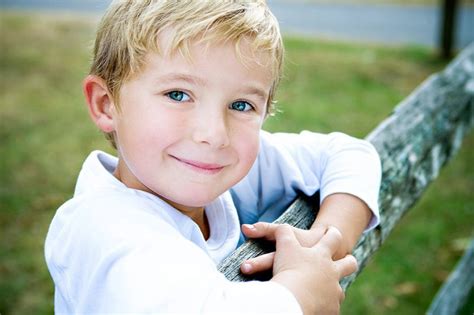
top-left (45, 1), bottom-right (381, 314)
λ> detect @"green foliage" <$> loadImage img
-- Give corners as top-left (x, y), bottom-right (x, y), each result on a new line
top-left (0, 11), bottom-right (472, 315)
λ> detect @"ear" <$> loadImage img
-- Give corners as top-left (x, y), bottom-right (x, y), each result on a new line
top-left (83, 75), bottom-right (117, 133)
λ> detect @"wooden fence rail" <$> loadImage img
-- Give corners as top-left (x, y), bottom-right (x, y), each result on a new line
top-left (218, 42), bottom-right (474, 301)
top-left (427, 238), bottom-right (474, 314)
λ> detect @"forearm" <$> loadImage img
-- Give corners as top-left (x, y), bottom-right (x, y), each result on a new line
top-left (312, 193), bottom-right (372, 259)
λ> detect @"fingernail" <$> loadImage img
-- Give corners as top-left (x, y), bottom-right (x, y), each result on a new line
top-left (241, 263), bottom-right (252, 273)
top-left (243, 224), bottom-right (255, 230)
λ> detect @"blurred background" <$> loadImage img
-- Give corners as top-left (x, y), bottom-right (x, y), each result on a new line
top-left (1, 0), bottom-right (473, 314)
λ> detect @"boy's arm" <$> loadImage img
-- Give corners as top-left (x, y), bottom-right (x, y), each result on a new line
top-left (236, 130), bottom-right (381, 273)
top-left (313, 192), bottom-right (372, 258)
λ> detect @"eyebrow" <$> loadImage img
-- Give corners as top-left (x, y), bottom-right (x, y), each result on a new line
top-left (155, 73), bottom-right (206, 87)
top-left (239, 85), bottom-right (269, 102)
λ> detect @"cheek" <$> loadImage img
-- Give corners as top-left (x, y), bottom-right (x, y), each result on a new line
top-left (119, 107), bottom-right (184, 147)
top-left (232, 126), bottom-right (261, 169)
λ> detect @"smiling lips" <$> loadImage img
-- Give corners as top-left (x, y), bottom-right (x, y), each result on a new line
top-left (171, 155), bottom-right (225, 174)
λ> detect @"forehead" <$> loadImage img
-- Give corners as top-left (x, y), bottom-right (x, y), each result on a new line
top-left (155, 27), bottom-right (274, 77)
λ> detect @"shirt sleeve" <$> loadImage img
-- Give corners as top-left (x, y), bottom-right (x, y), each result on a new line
top-left (45, 193), bottom-right (302, 314)
top-left (230, 130), bottom-right (381, 231)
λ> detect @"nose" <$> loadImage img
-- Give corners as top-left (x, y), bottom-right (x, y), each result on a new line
top-left (192, 108), bottom-right (230, 149)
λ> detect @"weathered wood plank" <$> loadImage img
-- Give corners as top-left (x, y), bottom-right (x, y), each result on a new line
top-left (426, 238), bottom-right (474, 315)
top-left (218, 43), bottom-right (474, 289)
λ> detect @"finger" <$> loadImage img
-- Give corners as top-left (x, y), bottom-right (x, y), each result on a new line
top-left (335, 254), bottom-right (358, 278)
top-left (314, 226), bottom-right (343, 256)
top-left (240, 252), bottom-right (275, 274)
top-left (242, 222), bottom-right (279, 241)
top-left (274, 224), bottom-right (299, 251)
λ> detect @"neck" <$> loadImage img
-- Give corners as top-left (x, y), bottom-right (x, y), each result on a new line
top-left (196, 211), bottom-right (210, 240)
top-left (113, 158), bottom-right (211, 239)
top-left (168, 200), bottom-right (210, 240)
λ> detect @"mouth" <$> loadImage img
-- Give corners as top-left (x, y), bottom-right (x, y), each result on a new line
top-left (170, 155), bottom-right (225, 174)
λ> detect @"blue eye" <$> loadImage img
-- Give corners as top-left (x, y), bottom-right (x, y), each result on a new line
top-left (166, 91), bottom-right (190, 102)
top-left (230, 101), bottom-right (253, 112)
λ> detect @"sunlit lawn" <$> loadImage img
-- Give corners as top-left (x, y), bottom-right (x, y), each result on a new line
top-left (0, 11), bottom-right (472, 315)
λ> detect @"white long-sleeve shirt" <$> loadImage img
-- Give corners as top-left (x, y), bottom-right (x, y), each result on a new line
top-left (45, 130), bottom-right (381, 314)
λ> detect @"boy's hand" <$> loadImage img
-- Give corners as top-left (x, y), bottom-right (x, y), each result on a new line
top-left (241, 222), bottom-right (328, 275)
top-left (271, 225), bottom-right (357, 315)
top-left (241, 193), bottom-right (372, 275)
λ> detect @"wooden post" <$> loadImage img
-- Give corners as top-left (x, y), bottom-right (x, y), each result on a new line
top-left (440, 0), bottom-right (459, 59)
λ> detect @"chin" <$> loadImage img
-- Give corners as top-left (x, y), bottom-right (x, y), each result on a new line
top-left (175, 189), bottom-right (222, 208)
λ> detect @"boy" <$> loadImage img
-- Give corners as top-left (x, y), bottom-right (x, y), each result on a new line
top-left (45, 1), bottom-right (381, 314)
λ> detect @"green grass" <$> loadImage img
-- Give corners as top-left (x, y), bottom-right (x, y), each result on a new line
top-left (0, 11), bottom-right (472, 315)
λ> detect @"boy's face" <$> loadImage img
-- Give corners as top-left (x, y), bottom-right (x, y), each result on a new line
top-left (111, 34), bottom-right (273, 214)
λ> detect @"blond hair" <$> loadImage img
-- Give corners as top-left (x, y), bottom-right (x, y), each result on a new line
top-left (90, 0), bottom-right (284, 146)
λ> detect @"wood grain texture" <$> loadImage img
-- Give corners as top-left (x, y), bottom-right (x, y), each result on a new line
top-left (218, 44), bottom-right (474, 291)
